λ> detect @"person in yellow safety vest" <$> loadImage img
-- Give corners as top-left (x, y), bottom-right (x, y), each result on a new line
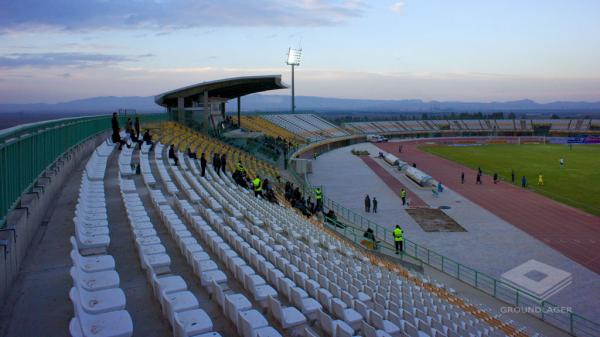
top-left (393, 225), bottom-right (403, 254)
top-left (400, 189), bottom-right (407, 206)
top-left (315, 187), bottom-right (323, 212)
top-left (253, 176), bottom-right (262, 198)
top-left (538, 173), bottom-right (544, 186)
top-left (236, 161), bottom-right (246, 175)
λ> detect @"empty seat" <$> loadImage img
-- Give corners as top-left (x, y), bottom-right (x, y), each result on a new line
top-left (69, 286), bottom-right (126, 315)
top-left (70, 266), bottom-right (120, 292)
top-left (173, 309), bottom-right (213, 337)
top-left (318, 309), bottom-right (354, 337)
top-left (267, 296), bottom-right (307, 334)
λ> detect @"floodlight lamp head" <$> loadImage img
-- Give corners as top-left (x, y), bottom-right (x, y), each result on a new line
top-left (286, 48), bottom-right (302, 66)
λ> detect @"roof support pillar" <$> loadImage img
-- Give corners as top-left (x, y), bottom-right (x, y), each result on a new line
top-left (203, 91), bottom-right (209, 132)
top-left (237, 96), bottom-right (241, 129)
top-left (177, 96), bottom-right (184, 124)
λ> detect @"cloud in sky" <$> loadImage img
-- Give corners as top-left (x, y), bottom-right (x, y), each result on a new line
top-left (390, 2), bottom-right (405, 14)
top-left (0, 0), bottom-right (367, 33)
top-left (0, 52), bottom-right (139, 69)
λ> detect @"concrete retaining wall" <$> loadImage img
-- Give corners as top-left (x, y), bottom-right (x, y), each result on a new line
top-left (0, 132), bottom-right (109, 308)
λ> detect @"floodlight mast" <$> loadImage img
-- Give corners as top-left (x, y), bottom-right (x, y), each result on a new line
top-left (286, 48), bottom-right (302, 114)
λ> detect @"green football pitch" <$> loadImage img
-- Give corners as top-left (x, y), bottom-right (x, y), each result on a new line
top-left (421, 143), bottom-right (600, 216)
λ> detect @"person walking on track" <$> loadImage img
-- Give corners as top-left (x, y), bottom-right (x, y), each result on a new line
top-left (400, 189), bottom-right (407, 206)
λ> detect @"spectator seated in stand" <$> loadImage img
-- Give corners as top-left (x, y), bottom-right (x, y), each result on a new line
top-left (362, 227), bottom-right (379, 250)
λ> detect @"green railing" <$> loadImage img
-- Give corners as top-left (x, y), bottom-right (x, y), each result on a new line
top-left (0, 113), bottom-right (168, 228)
top-left (287, 168), bottom-right (600, 337)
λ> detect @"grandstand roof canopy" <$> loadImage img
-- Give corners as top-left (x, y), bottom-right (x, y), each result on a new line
top-left (154, 75), bottom-right (287, 107)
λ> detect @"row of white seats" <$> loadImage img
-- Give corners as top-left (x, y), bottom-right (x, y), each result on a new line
top-left (167, 188), bottom-right (306, 337)
top-left (152, 147), bottom-right (282, 337)
top-left (118, 178), bottom-right (217, 337)
top-left (191, 161), bottom-right (508, 337)
top-left (70, 141), bottom-right (133, 337)
top-left (228, 187), bottom-right (497, 337)
top-left (154, 143), bottom-right (178, 194)
top-left (166, 156), bottom-right (360, 337)
top-left (118, 146), bottom-right (134, 176)
top-left (164, 140), bottom-right (514, 337)
top-left (153, 145), bottom-right (303, 337)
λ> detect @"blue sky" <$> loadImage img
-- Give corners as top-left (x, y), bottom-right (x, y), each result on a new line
top-left (0, 0), bottom-right (599, 103)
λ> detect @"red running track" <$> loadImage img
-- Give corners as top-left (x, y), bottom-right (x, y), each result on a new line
top-left (376, 141), bottom-right (600, 275)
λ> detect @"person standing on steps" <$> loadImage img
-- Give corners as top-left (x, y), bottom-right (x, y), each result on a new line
top-left (372, 197), bottom-right (378, 213)
top-left (134, 116), bottom-right (140, 140)
top-left (393, 225), bottom-right (404, 254)
top-left (213, 152), bottom-right (221, 176)
top-left (200, 153), bottom-right (207, 177)
top-left (253, 176), bottom-right (263, 198)
top-left (168, 144), bottom-right (179, 166)
top-left (364, 195), bottom-right (371, 212)
top-left (400, 189), bottom-right (407, 206)
top-left (220, 153), bottom-right (227, 174)
top-left (314, 187), bottom-right (323, 212)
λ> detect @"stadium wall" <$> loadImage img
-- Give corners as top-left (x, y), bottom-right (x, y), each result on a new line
top-left (0, 132), bottom-right (108, 307)
top-left (0, 113), bottom-right (168, 308)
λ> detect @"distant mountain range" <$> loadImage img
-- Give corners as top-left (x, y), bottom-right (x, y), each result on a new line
top-left (1, 94), bottom-right (600, 114)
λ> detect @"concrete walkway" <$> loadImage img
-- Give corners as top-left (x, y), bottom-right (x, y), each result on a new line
top-left (309, 142), bottom-right (600, 322)
top-left (0, 155), bottom-right (83, 337)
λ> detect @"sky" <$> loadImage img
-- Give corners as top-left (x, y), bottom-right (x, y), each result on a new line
top-left (0, 0), bottom-right (599, 104)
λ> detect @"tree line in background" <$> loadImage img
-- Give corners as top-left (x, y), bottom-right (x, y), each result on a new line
top-left (323, 111), bottom-right (595, 125)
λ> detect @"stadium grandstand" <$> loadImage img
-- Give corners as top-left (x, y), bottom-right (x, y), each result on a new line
top-left (262, 114), bottom-right (351, 142)
top-left (1, 76), bottom-right (599, 337)
top-left (240, 115), bottom-right (306, 145)
top-left (339, 119), bottom-right (600, 137)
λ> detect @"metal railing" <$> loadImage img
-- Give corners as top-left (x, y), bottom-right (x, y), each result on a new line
top-left (287, 168), bottom-right (600, 337)
top-left (0, 113), bottom-right (168, 228)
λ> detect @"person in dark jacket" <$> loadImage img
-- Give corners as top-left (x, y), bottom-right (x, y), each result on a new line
top-left (142, 129), bottom-right (154, 151)
top-left (134, 117), bottom-right (140, 140)
top-left (364, 194), bottom-right (371, 212)
top-left (372, 197), bottom-right (378, 213)
top-left (168, 144), bottom-right (179, 166)
top-left (220, 154), bottom-right (227, 173)
top-left (213, 153), bottom-right (221, 176)
top-left (200, 153), bottom-right (207, 177)
top-left (110, 112), bottom-right (130, 150)
top-left (111, 112), bottom-right (119, 133)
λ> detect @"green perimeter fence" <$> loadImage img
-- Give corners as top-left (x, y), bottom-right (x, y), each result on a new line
top-left (287, 169), bottom-right (600, 337)
top-left (0, 113), bottom-right (168, 228)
